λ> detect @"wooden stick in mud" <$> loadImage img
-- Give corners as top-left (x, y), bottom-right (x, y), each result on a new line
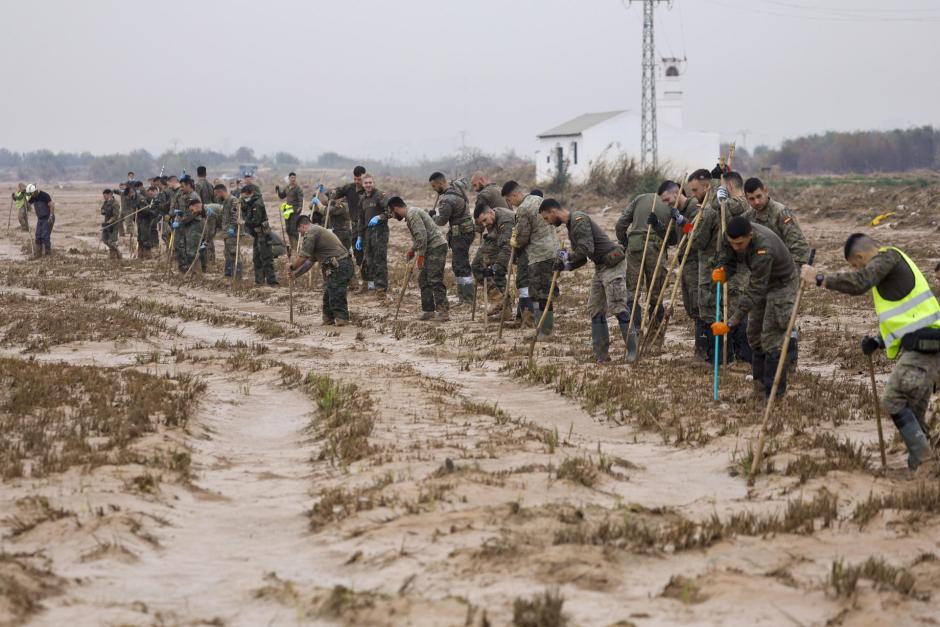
top-left (528, 270), bottom-right (560, 362)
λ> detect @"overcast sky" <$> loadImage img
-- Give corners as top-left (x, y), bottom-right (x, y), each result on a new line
top-left (2, 0), bottom-right (937, 160)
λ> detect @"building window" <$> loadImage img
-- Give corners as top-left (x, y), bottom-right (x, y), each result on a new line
top-left (571, 142), bottom-right (578, 165)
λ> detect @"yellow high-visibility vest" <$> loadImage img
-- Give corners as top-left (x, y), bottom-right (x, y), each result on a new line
top-left (873, 246), bottom-right (940, 359)
top-left (280, 203), bottom-right (294, 219)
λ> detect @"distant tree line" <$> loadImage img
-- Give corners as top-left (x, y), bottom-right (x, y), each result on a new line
top-left (723, 126), bottom-right (940, 175)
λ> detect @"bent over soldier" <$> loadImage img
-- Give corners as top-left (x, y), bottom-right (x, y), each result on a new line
top-left (389, 196), bottom-right (449, 321)
top-left (290, 216), bottom-right (353, 326)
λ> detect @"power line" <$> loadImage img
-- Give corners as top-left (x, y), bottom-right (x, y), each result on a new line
top-left (703, 0), bottom-right (940, 22)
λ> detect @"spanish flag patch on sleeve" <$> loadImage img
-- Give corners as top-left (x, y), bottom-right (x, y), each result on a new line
top-left (756, 248), bottom-right (767, 255)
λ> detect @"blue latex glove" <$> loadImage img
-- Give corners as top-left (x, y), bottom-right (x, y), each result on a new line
top-left (227, 227), bottom-right (236, 238)
top-left (367, 215), bottom-right (381, 228)
top-left (318, 183), bottom-right (326, 194)
top-left (311, 197), bottom-right (321, 207)
top-left (171, 221), bottom-right (180, 230)
top-left (717, 186), bottom-right (729, 202)
top-left (354, 236), bottom-right (363, 252)
top-left (205, 205), bottom-right (215, 217)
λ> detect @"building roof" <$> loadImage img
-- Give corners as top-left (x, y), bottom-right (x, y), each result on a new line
top-left (536, 110), bottom-right (627, 138)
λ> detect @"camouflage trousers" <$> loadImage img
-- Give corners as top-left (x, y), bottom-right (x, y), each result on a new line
top-left (419, 244), bottom-right (449, 312)
top-left (176, 227), bottom-right (206, 273)
top-left (363, 224), bottom-right (389, 288)
top-left (137, 216), bottom-right (159, 251)
top-left (331, 227), bottom-right (353, 252)
top-left (698, 253), bottom-right (749, 324)
top-left (626, 244), bottom-right (668, 317)
top-left (515, 249), bottom-right (529, 292)
top-left (681, 250), bottom-right (699, 320)
top-left (322, 256), bottom-right (353, 322)
top-left (528, 258), bottom-right (557, 302)
top-left (102, 223), bottom-right (120, 251)
top-left (17, 205), bottom-right (29, 231)
top-left (883, 349), bottom-right (940, 422)
top-left (588, 259), bottom-right (628, 318)
top-left (745, 275), bottom-right (798, 354)
top-left (250, 229), bottom-right (277, 284)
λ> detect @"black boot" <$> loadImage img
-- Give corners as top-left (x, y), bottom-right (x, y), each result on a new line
top-left (591, 315), bottom-right (610, 363)
top-left (224, 260), bottom-right (234, 277)
top-left (787, 333), bottom-right (799, 371)
top-left (763, 351), bottom-right (788, 399)
top-left (892, 407), bottom-right (934, 470)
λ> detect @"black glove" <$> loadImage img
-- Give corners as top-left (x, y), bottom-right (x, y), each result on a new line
top-left (646, 212), bottom-right (659, 228)
top-left (428, 208), bottom-right (437, 218)
top-left (861, 335), bottom-right (885, 356)
top-left (480, 267), bottom-right (495, 278)
top-left (553, 258), bottom-right (567, 272)
top-left (275, 185), bottom-right (280, 191)
top-left (710, 163), bottom-right (729, 180)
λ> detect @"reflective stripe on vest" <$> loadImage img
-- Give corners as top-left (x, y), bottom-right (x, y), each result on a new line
top-left (873, 246), bottom-right (940, 359)
top-left (280, 203), bottom-right (294, 219)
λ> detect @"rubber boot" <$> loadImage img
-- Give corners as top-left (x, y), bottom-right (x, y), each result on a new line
top-left (751, 351), bottom-right (766, 395)
top-left (458, 282), bottom-right (476, 305)
top-left (693, 318), bottom-right (708, 361)
top-left (892, 407), bottom-right (934, 470)
top-left (224, 260), bottom-right (234, 277)
top-left (787, 332), bottom-right (799, 371)
top-left (531, 302), bottom-right (541, 330)
top-left (763, 351), bottom-right (787, 399)
top-left (538, 310), bottom-right (554, 339)
top-left (591, 314), bottom-right (610, 363)
top-left (619, 319), bottom-right (638, 362)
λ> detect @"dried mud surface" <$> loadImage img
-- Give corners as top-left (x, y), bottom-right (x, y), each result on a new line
top-left (1, 180), bottom-right (940, 626)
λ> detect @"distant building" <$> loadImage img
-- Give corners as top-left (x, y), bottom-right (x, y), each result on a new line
top-left (535, 58), bottom-right (720, 184)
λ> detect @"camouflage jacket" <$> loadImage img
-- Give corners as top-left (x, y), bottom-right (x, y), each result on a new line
top-left (333, 182), bottom-right (363, 229)
top-left (715, 222), bottom-right (796, 323)
top-left (322, 198), bottom-right (351, 231)
top-left (195, 178), bottom-right (215, 206)
top-left (358, 190), bottom-right (389, 237)
top-left (405, 207), bottom-right (447, 254)
top-left (434, 182), bottom-right (472, 229)
top-left (481, 207), bottom-right (515, 270)
top-left (745, 197), bottom-right (810, 266)
top-left (824, 248), bottom-right (914, 300)
top-left (474, 183), bottom-right (509, 213)
top-left (173, 189), bottom-right (200, 216)
top-left (566, 210), bottom-right (618, 269)
top-left (615, 193), bottom-right (675, 252)
top-left (101, 198), bottom-right (121, 225)
top-left (221, 196), bottom-right (240, 233)
top-left (299, 225), bottom-right (349, 263)
top-left (513, 193), bottom-right (558, 264)
top-left (241, 193), bottom-right (270, 231)
top-left (277, 183), bottom-right (304, 213)
top-left (692, 195), bottom-right (749, 268)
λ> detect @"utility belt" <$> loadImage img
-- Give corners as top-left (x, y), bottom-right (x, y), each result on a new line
top-left (322, 253), bottom-right (349, 271)
top-left (449, 218), bottom-right (475, 236)
top-left (900, 327), bottom-right (940, 354)
top-left (596, 244), bottom-right (626, 269)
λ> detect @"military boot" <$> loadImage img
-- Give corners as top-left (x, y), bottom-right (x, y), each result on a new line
top-left (763, 351), bottom-right (787, 399)
top-left (538, 310), bottom-right (555, 339)
top-left (434, 308), bottom-right (450, 322)
top-left (892, 407), bottom-right (935, 470)
top-left (458, 283), bottom-right (476, 306)
top-left (224, 260), bottom-right (234, 277)
top-left (591, 316), bottom-right (611, 363)
top-left (486, 288), bottom-right (504, 316)
top-left (619, 321), bottom-right (639, 362)
top-left (786, 331), bottom-right (799, 371)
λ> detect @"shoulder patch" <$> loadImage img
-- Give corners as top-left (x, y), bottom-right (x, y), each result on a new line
top-left (574, 216), bottom-right (584, 222)
top-left (783, 216), bottom-right (792, 224)
top-left (756, 248), bottom-right (767, 255)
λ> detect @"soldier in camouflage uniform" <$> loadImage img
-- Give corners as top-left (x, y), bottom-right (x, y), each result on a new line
top-left (332, 165), bottom-right (367, 285)
top-left (215, 183), bottom-right (242, 278)
top-left (616, 191), bottom-right (675, 334)
top-left (100, 189), bottom-right (122, 259)
top-left (502, 181), bottom-right (559, 331)
top-left (173, 198), bottom-right (208, 274)
top-left (136, 185), bottom-right (160, 258)
top-left (540, 199), bottom-right (631, 363)
top-left (12, 183), bottom-right (29, 232)
top-left (317, 194), bottom-right (352, 251)
top-left (712, 218), bottom-right (797, 398)
top-left (194, 167), bottom-right (217, 263)
top-left (239, 185), bottom-right (279, 286)
top-left (470, 171), bottom-right (509, 212)
top-left (802, 235), bottom-right (939, 470)
top-left (158, 176), bottom-right (179, 245)
top-left (657, 180), bottom-right (699, 320)
top-left (472, 204), bottom-right (514, 317)
top-left (290, 216), bottom-right (353, 326)
top-left (744, 176), bottom-right (810, 367)
top-left (389, 196), bottom-right (449, 321)
top-left (690, 169), bottom-right (751, 364)
top-left (429, 172), bottom-right (475, 305)
top-left (276, 172), bottom-right (305, 251)
top-left (358, 174), bottom-right (390, 295)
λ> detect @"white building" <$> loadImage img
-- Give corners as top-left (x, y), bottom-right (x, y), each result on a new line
top-left (535, 58), bottom-right (720, 184)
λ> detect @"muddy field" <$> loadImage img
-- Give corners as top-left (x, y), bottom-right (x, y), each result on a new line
top-left (2, 177), bottom-right (940, 626)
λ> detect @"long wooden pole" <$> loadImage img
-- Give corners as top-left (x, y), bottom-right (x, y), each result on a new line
top-left (497, 247), bottom-right (517, 339)
top-left (528, 270), bottom-right (560, 361)
top-left (483, 277), bottom-right (489, 331)
top-left (393, 257), bottom-right (419, 325)
top-left (720, 144), bottom-right (736, 367)
top-left (276, 200), bottom-right (295, 324)
top-left (748, 249), bottom-right (816, 485)
top-left (867, 354), bottom-right (889, 469)
top-left (626, 225), bottom-right (653, 338)
top-left (232, 201), bottom-right (243, 291)
top-left (641, 218), bottom-right (674, 336)
top-left (637, 232), bottom-right (687, 360)
top-left (181, 216), bottom-right (211, 281)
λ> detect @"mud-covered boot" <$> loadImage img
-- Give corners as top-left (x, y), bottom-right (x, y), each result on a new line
top-left (591, 314), bottom-right (611, 363)
top-left (751, 351), bottom-right (766, 396)
top-left (763, 351), bottom-right (788, 399)
top-left (619, 320), bottom-right (638, 362)
top-left (892, 407), bottom-right (935, 470)
top-left (458, 282), bottom-right (476, 306)
top-left (787, 332), bottom-right (799, 371)
top-left (538, 310), bottom-right (554, 339)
